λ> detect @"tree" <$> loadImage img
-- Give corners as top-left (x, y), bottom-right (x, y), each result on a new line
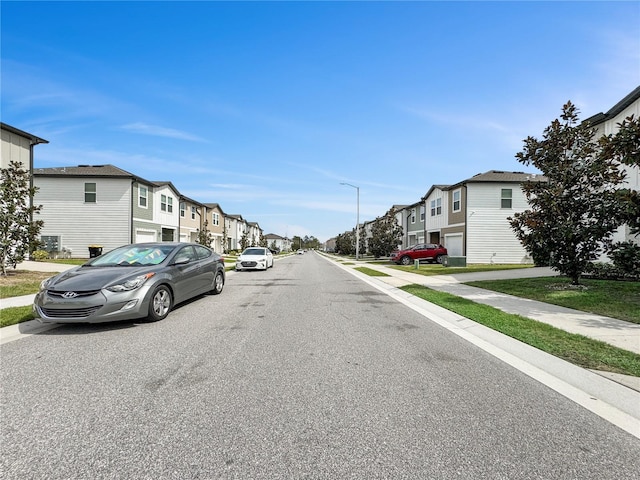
top-left (509, 101), bottom-right (627, 284)
top-left (196, 220), bottom-right (213, 248)
top-left (335, 230), bottom-right (355, 255)
top-left (240, 231), bottom-right (250, 251)
top-left (1, 160), bottom-right (44, 275)
top-left (369, 208), bottom-right (403, 258)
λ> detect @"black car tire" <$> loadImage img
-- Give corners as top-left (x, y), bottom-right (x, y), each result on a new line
top-left (400, 255), bottom-right (412, 266)
top-left (211, 271), bottom-right (224, 295)
top-left (148, 285), bottom-right (172, 322)
top-left (435, 254), bottom-right (444, 264)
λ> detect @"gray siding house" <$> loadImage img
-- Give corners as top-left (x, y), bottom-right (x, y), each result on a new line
top-left (34, 164), bottom-right (180, 258)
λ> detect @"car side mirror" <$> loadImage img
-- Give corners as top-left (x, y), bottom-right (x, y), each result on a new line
top-left (173, 257), bottom-right (191, 265)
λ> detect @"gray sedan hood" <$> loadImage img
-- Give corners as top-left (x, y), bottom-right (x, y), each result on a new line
top-left (46, 265), bottom-right (158, 291)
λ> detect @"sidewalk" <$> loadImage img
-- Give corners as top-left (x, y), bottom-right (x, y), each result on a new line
top-left (356, 263), bottom-right (640, 355)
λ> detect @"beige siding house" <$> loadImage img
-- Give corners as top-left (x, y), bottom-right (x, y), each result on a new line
top-left (203, 203), bottom-right (226, 254)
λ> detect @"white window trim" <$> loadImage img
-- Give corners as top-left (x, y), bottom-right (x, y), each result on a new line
top-left (452, 189), bottom-right (461, 212)
top-left (501, 188), bottom-right (513, 209)
top-left (84, 182), bottom-right (96, 203)
top-left (139, 185), bottom-right (148, 208)
top-left (180, 202), bottom-right (186, 217)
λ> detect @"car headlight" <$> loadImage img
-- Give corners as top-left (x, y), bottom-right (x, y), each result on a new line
top-left (39, 277), bottom-right (54, 291)
top-left (106, 273), bottom-right (155, 292)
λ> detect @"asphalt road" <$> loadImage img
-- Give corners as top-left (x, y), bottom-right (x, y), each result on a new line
top-left (2, 252), bottom-right (639, 479)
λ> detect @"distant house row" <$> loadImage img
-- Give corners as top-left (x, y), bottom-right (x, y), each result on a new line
top-left (0, 127), bottom-right (293, 258)
top-left (327, 86), bottom-right (640, 264)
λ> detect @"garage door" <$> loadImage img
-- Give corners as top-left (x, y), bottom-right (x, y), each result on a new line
top-left (445, 234), bottom-right (463, 257)
top-left (135, 230), bottom-right (156, 243)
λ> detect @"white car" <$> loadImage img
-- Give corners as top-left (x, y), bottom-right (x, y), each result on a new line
top-left (235, 247), bottom-right (274, 271)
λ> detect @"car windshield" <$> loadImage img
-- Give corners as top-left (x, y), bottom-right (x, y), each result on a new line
top-left (242, 248), bottom-right (265, 255)
top-left (88, 245), bottom-right (176, 266)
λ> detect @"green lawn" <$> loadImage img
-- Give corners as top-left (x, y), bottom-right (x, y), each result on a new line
top-left (389, 263), bottom-right (534, 276)
top-left (465, 277), bottom-right (640, 324)
top-left (400, 284), bottom-right (640, 377)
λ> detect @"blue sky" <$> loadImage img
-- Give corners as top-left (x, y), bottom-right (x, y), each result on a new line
top-left (2, 1), bottom-right (639, 242)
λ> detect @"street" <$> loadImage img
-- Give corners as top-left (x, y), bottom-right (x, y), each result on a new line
top-left (2, 252), bottom-right (639, 479)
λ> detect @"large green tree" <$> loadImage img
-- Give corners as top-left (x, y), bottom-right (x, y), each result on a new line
top-left (369, 208), bottom-right (403, 258)
top-left (1, 160), bottom-right (44, 275)
top-left (335, 230), bottom-right (355, 255)
top-left (509, 102), bottom-right (628, 284)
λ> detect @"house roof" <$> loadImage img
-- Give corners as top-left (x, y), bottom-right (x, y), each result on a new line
top-left (1, 122), bottom-right (49, 145)
top-left (447, 170), bottom-right (547, 190)
top-left (583, 85), bottom-right (640, 126)
top-left (264, 233), bottom-right (285, 240)
top-left (421, 184), bottom-right (451, 201)
top-left (203, 203), bottom-right (225, 215)
top-left (33, 164), bottom-right (157, 186)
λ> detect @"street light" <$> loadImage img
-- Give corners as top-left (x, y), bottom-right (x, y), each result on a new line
top-left (340, 182), bottom-right (360, 260)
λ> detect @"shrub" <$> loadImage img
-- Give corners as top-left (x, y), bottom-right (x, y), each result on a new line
top-left (32, 250), bottom-right (49, 262)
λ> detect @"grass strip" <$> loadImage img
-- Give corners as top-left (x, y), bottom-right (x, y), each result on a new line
top-left (354, 267), bottom-right (390, 277)
top-left (465, 277), bottom-right (640, 324)
top-left (0, 306), bottom-right (34, 328)
top-left (400, 284), bottom-right (640, 377)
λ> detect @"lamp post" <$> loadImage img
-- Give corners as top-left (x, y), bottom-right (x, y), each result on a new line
top-left (340, 182), bottom-right (360, 260)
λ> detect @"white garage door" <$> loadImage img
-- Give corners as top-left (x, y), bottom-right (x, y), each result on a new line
top-left (445, 234), bottom-right (463, 257)
top-left (135, 230), bottom-right (156, 243)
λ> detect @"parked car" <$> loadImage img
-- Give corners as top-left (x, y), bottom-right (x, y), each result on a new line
top-left (33, 242), bottom-right (225, 324)
top-left (235, 247), bottom-right (274, 271)
top-left (390, 243), bottom-right (448, 265)
top-left (296, 249), bottom-right (304, 255)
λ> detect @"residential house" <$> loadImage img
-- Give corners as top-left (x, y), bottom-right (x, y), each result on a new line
top-left (433, 170), bottom-right (546, 264)
top-left (1, 123), bottom-right (48, 172)
top-left (152, 181), bottom-right (182, 242)
top-left (421, 184), bottom-right (450, 246)
top-left (179, 194), bottom-right (206, 243)
top-left (203, 203), bottom-right (226, 254)
top-left (1, 123), bottom-right (48, 236)
top-left (400, 200), bottom-right (426, 248)
top-left (224, 214), bottom-right (245, 251)
top-left (264, 233), bottom-right (292, 252)
top-left (246, 221), bottom-right (263, 246)
top-left (584, 85), bottom-right (640, 246)
top-left (33, 164), bottom-right (180, 258)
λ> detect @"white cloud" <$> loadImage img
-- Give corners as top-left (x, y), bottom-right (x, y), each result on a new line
top-left (119, 122), bottom-right (207, 142)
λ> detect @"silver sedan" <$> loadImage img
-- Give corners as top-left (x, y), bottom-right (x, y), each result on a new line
top-left (33, 242), bottom-right (225, 324)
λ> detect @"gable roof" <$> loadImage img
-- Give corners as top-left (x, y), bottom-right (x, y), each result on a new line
top-left (421, 184), bottom-right (450, 202)
top-left (583, 85), bottom-right (640, 126)
top-left (1, 122), bottom-right (49, 145)
top-left (447, 170), bottom-right (546, 190)
top-left (33, 164), bottom-right (156, 186)
top-left (203, 203), bottom-right (225, 215)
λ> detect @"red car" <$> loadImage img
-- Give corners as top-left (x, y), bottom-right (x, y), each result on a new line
top-left (390, 243), bottom-right (448, 265)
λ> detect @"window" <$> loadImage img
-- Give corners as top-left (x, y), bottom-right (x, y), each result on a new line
top-left (420, 206), bottom-right (425, 221)
top-left (501, 189), bottom-right (513, 208)
top-left (191, 206), bottom-right (196, 220)
top-left (161, 195), bottom-right (174, 213)
top-left (452, 190), bottom-right (461, 212)
top-left (430, 198), bottom-right (442, 216)
top-left (84, 183), bottom-right (96, 203)
top-left (411, 208), bottom-right (416, 224)
top-left (139, 186), bottom-right (148, 208)
top-left (161, 228), bottom-right (174, 242)
top-left (180, 202), bottom-right (186, 217)
top-left (212, 212), bottom-right (220, 226)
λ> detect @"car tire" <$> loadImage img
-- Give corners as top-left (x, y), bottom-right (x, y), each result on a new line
top-left (148, 285), bottom-right (172, 322)
top-left (435, 254), bottom-right (444, 264)
top-left (211, 271), bottom-right (224, 295)
top-left (400, 256), bottom-right (412, 266)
